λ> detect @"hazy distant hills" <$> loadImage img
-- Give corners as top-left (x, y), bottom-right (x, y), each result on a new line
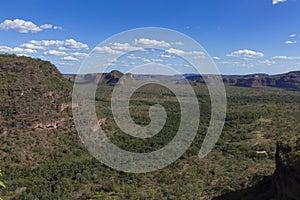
top-left (187, 71), bottom-right (300, 89)
top-left (224, 72), bottom-right (300, 89)
top-left (65, 70), bottom-right (300, 90)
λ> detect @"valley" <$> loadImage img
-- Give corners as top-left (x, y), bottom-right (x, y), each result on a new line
top-left (0, 54), bottom-right (300, 199)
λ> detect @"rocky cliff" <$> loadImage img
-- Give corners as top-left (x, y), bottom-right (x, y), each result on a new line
top-left (214, 138), bottom-right (300, 200)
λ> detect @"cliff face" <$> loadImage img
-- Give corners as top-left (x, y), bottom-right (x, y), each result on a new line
top-left (229, 72), bottom-right (300, 89)
top-left (214, 138), bottom-right (300, 200)
top-left (274, 140), bottom-right (300, 199)
top-left (188, 71), bottom-right (300, 90)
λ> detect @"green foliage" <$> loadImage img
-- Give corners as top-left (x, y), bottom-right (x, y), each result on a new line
top-left (1, 55), bottom-right (300, 199)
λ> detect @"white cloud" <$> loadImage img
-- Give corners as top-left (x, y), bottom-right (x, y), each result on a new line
top-left (289, 34), bottom-right (297, 38)
top-left (59, 39), bottom-right (89, 50)
top-left (70, 52), bottom-right (88, 57)
top-left (44, 50), bottom-right (88, 58)
top-left (134, 38), bottom-right (170, 48)
top-left (165, 48), bottom-right (185, 55)
top-left (271, 56), bottom-right (300, 60)
top-left (0, 45), bottom-right (36, 54)
top-left (17, 54), bottom-right (30, 57)
top-left (213, 56), bottom-right (221, 60)
top-left (227, 49), bottom-right (264, 58)
top-left (110, 42), bottom-right (142, 51)
top-left (272, 0), bottom-right (287, 5)
top-left (0, 19), bottom-right (41, 33)
top-left (28, 39), bottom-right (88, 50)
top-left (61, 56), bottom-right (78, 61)
top-left (94, 42), bottom-right (142, 54)
top-left (94, 46), bottom-right (122, 54)
top-left (29, 39), bottom-right (64, 47)
top-left (0, 19), bottom-right (62, 33)
top-left (285, 40), bottom-right (297, 44)
top-left (54, 61), bottom-right (73, 66)
top-left (53, 26), bottom-right (62, 30)
top-left (20, 43), bottom-right (47, 50)
top-left (40, 24), bottom-right (53, 29)
top-left (43, 50), bottom-right (67, 56)
top-left (165, 48), bottom-right (204, 56)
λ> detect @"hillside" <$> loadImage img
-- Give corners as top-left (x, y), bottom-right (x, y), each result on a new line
top-left (0, 54), bottom-right (84, 167)
top-left (0, 54), bottom-right (72, 130)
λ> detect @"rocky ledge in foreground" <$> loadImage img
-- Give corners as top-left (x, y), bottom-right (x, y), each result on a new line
top-left (214, 138), bottom-right (300, 200)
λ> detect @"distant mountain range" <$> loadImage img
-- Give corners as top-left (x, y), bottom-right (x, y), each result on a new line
top-left (189, 71), bottom-right (300, 90)
top-left (64, 70), bottom-right (300, 90)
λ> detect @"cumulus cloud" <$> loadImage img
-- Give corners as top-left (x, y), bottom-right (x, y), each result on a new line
top-left (40, 24), bottom-right (53, 29)
top-left (94, 46), bottom-right (122, 54)
top-left (58, 39), bottom-right (89, 50)
top-left (227, 49), bottom-right (264, 58)
top-left (0, 45), bottom-right (36, 54)
top-left (94, 42), bottom-right (142, 54)
top-left (61, 56), bottom-right (78, 61)
top-left (0, 19), bottom-right (62, 33)
top-left (285, 40), bottom-right (297, 44)
top-left (43, 50), bottom-right (67, 56)
top-left (165, 48), bottom-right (185, 55)
top-left (213, 56), bottom-right (221, 60)
top-left (20, 43), bottom-right (47, 50)
top-left (70, 52), bottom-right (88, 57)
top-left (29, 39), bottom-right (64, 47)
top-left (27, 39), bottom-right (88, 50)
top-left (272, 0), bottom-right (287, 5)
top-left (43, 50), bottom-right (88, 60)
top-left (0, 19), bottom-right (41, 33)
top-left (134, 38), bottom-right (170, 47)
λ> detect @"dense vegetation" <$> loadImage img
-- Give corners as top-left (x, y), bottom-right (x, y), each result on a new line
top-left (0, 54), bottom-right (299, 199)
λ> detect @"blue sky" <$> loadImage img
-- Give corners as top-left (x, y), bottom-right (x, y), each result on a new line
top-left (0, 0), bottom-right (300, 75)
